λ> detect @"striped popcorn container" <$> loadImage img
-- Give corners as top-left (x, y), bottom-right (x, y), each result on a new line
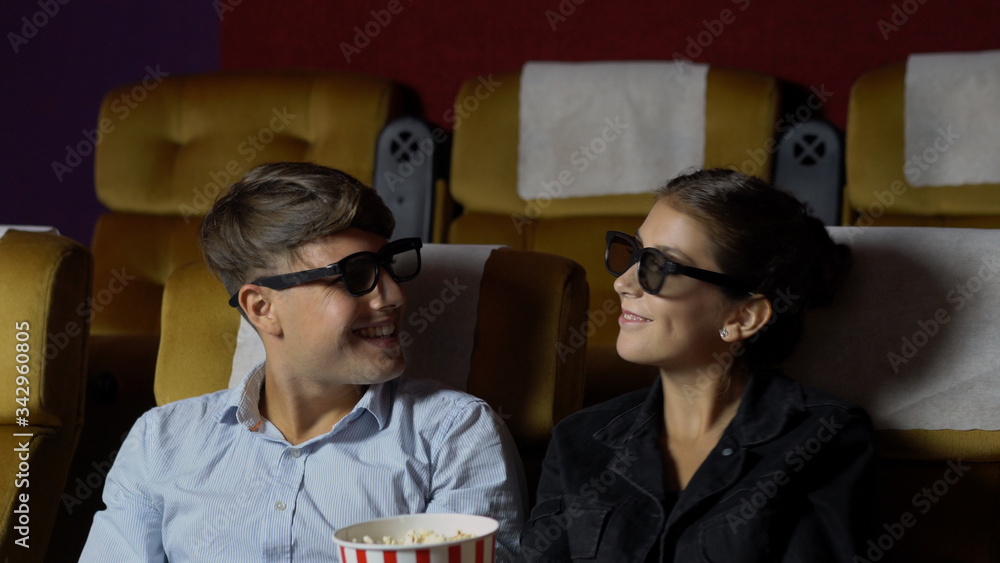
top-left (333, 514), bottom-right (499, 563)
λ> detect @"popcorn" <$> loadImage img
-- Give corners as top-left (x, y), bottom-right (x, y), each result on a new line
top-left (352, 528), bottom-right (474, 545)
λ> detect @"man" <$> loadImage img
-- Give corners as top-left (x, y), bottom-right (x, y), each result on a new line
top-left (81, 162), bottom-right (526, 561)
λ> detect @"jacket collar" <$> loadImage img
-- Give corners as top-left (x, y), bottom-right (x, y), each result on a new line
top-left (594, 369), bottom-right (806, 451)
top-left (727, 368), bottom-right (805, 447)
top-left (591, 369), bottom-right (807, 527)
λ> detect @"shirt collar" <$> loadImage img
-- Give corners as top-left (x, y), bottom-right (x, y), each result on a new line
top-left (352, 378), bottom-right (394, 431)
top-left (215, 362), bottom-right (397, 432)
top-left (215, 360), bottom-right (267, 429)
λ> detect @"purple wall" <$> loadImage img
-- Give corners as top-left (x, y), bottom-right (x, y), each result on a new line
top-left (1, 0), bottom-right (220, 245)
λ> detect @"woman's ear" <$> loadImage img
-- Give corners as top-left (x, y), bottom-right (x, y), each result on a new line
top-left (239, 285), bottom-right (282, 337)
top-left (721, 294), bottom-right (772, 342)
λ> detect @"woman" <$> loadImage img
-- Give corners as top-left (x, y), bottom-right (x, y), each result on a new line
top-left (520, 169), bottom-right (874, 562)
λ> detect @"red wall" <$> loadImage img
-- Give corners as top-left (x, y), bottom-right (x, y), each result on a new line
top-left (221, 0), bottom-right (999, 131)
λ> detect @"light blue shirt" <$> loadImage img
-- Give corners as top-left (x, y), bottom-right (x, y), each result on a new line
top-left (80, 364), bottom-right (526, 562)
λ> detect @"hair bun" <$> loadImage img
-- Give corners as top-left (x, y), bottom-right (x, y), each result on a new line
top-left (801, 218), bottom-right (851, 308)
top-left (655, 168), bottom-right (852, 368)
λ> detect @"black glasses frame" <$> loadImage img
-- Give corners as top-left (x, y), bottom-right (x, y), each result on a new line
top-left (604, 231), bottom-right (751, 295)
top-left (228, 238), bottom-right (423, 308)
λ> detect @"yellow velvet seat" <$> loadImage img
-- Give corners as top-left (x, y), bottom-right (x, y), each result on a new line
top-left (845, 62), bottom-right (1000, 227)
top-left (92, 70), bottom-right (401, 340)
top-left (61, 71), bottom-right (402, 558)
top-left (446, 66), bottom-right (780, 404)
top-left (0, 230), bottom-right (91, 561)
top-left (154, 247), bottom-right (589, 503)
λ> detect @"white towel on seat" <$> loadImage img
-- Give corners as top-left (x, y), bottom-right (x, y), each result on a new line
top-left (517, 61), bottom-right (708, 200)
top-left (789, 227), bottom-right (1000, 431)
top-left (904, 50), bottom-right (1000, 187)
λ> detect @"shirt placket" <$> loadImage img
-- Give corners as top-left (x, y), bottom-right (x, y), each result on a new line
top-left (262, 442), bottom-right (309, 561)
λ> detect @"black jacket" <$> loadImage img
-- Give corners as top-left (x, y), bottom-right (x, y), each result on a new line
top-left (519, 370), bottom-right (875, 562)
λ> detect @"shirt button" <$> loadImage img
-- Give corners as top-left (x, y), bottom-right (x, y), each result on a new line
top-left (275, 501), bottom-right (286, 511)
top-left (721, 447), bottom-right (734, 456)
top-left (290, 448), bottom-right (301, 458)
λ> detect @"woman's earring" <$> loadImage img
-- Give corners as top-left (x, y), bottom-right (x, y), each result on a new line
top-left (720, 328), bottom-right (728, 339)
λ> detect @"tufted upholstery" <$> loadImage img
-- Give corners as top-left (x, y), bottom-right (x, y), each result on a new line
top-left (845, 63), bottom-right (1000, 227)
top-left (446, 66), bottom-right (780, 404)
top-left (0, 230), bottom-right (91, 561)
top-left (56, 71), bottom-right (402, 559)
top-left (91, 71), bottom-right (401, 337)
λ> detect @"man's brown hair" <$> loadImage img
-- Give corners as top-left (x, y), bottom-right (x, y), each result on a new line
top-left (199, 161), bottom-right (395, 296)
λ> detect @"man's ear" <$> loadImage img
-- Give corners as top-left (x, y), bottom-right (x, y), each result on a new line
top-left (720, 294), bottom-right (772, 342)
top-left (238, 285), bottom-right (282, 337)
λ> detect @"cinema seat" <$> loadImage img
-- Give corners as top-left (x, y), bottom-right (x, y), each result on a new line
top-left (154, 246), bottom-right (589, 504)
top-left (90, 70), bottom-right (402, 349)
top-left (785, 226), bottom-right (1000, 562)
top-left (59, 71), bottom-right (402, 559)
top-left (445, 65), bottom-right (779, 405)
top-left (0, 230), bottom-right (91, 561)
top-left (845, 61), bottom-right (1000, 227)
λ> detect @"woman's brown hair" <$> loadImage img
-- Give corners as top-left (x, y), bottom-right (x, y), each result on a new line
top-left (656, 168), bottom-right (851, 369)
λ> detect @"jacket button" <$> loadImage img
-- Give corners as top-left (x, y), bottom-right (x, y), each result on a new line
top-left (721, 447), bottom-right (734, 456)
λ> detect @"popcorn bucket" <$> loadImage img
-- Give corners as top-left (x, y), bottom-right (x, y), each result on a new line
top-left (332, 513), bottom-right (499, 563)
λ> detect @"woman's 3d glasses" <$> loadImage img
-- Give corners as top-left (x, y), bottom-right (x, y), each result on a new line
top-left (228, 238), bottom-right (422, 308)
top-left (604, 231), bottom-right (751, 295)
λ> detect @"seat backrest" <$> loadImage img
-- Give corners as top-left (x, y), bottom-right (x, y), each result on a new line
top-left (446, 65), bottom-right (779, 404)
top-left (784, 226), bottom-right (1000, 563)
top-left (845, 61), bottom-right (1000, 227)
top-left (0, 230), bottom-right (91, 561)
top-left (91, 71), bottom-right (401, 337)
top-left (155, 246), bottom-right (589, 500)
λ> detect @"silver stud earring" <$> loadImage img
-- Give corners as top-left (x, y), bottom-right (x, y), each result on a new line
top-left (720, 328), bottom-right (728, 338)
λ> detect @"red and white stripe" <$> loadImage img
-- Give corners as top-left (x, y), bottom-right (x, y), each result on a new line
top-left (339, 535), bottom-right (494, 563)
